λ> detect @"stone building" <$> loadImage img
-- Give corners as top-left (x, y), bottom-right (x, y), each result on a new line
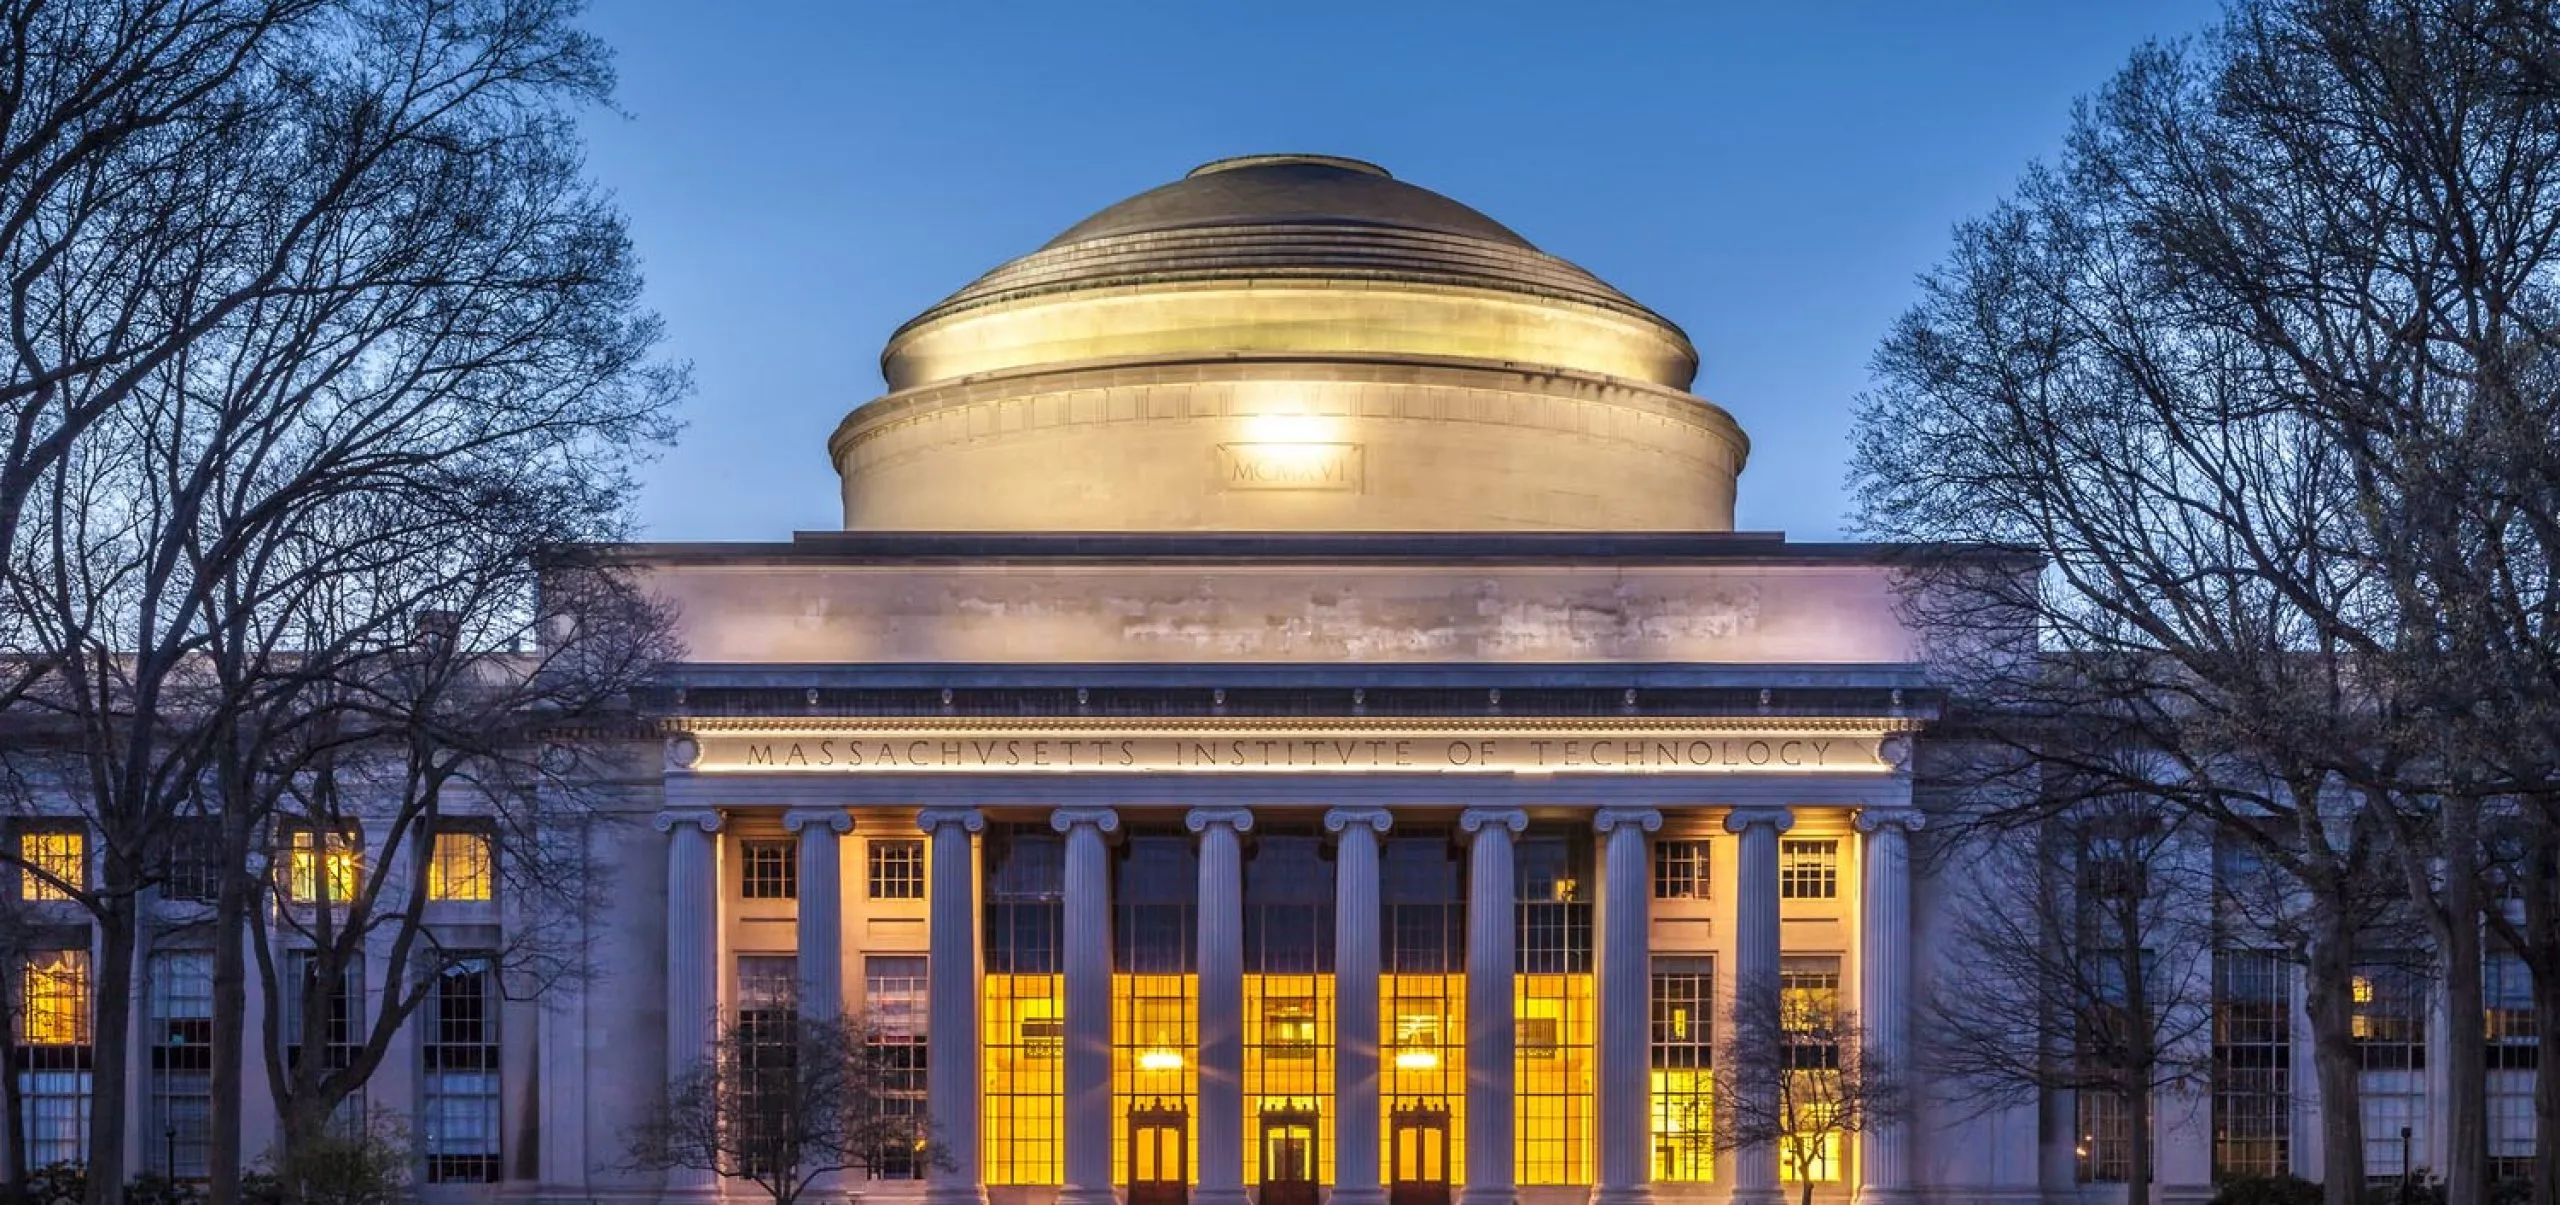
top-left (11, 154), bottom-right (2511, 1203)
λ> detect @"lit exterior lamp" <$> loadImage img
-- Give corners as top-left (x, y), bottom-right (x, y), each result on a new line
top-left (1139, 1048), bottom-right (1185, 1073)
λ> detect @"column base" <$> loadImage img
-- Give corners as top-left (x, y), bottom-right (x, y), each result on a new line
top-left (1327, 1187), bottom-right (1388, 1205)
top-left (1057, 1185), bottom-right (1121, 1205)
top-left (1588, 1186), bottom-right (1657, 1205)
top-left (921, 1182), bottom-right (991, 1205)
top-left (1458, 1188), bottom-right (1519, 1205)
top-left (1852, 1188), bottom-right (1920, 1205)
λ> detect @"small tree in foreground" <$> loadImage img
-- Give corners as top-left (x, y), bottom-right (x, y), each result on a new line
top-left (626, 1012), bottom-right (947, 1205)
top-left (1716, 975), bottom-right (1906, 1205)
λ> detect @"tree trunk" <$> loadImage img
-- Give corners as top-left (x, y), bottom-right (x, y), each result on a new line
top-left (1, 944), bottom-right (26, 1193)
top-left (85, 889), bottom-right (136, 1205)
top-left (2305, 903), bottom-right (2368, 1205)
top-left (2439, 795), bottom-right (2487, 1205)
top-left (2529, 831), bottom-right (2560, 1205)
top-left (208, 863), bottom-right (251, 1199)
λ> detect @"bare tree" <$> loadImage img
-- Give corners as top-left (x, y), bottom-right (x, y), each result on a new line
top-left (625, 1012), bottom-right (950, 1205)
top-left (1926, 800), bottom-right (2215, 1205)
top-left (1714, 974), bottom-right (1904, 1205)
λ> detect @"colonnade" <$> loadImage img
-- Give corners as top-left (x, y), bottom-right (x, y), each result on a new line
top-left (652, 803), bottom-right (1925, 1205)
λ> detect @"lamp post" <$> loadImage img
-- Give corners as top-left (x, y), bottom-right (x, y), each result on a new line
top-left (2399, 1125), bottom-right (2413, 1205)
top-left (163, 1126), bottom-right (176, 1180)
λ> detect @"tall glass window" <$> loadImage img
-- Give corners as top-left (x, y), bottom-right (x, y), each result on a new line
top-left (735, 955), bottom-right (799, 1181)
top-left (982, 826), bottom-right (1064, 1185)
top-left (2211, 950), bottom-right (2291, 1178)
top-left (865, 955), bottom-right (930, 1179)
top-left (2353, 960), bottom-right (2429, 1176)
top-left (422, 957), bottom-right (501, 1182)
top-left (18, 949), bottom-right (91, 1165)
top-left (147, 951), bottom-right (213, 1178)
top-left (1514, 830), bottom-right (1593, 1186)
top-left (1380, 833), bottom-right (1465, 1189)
top-left (1650, 956), bottom-right (1714, 1182)
top-left (1243, 831), bottom-right (1335, 1188)
top-left (2485, 952), bottom-right (2537, 1182)
top-left (1112, 831), bottom-right (1199, 1188)
top-left (1778, 956), bottom-right (1845, 1184)
top-left (283, 952), bottom-right (365, 1130)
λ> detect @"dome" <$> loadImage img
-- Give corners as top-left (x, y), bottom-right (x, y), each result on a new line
top-left (835, 155), bottom-right (1749, 534)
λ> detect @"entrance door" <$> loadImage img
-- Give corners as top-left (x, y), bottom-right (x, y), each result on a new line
top-left (1388, 1101), bottom-right (1450, 1205)
top-left (1259, 1107), bottom-right (1320, 1205)
top-left (1127, 1100), bottom-right (1189, 1205)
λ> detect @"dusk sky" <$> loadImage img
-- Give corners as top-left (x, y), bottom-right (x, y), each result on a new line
top-left (579, 1), bottom-right (2225, 543)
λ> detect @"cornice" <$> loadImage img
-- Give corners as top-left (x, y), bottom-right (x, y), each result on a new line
top-left (663, 715), bottom-right (1926, 736)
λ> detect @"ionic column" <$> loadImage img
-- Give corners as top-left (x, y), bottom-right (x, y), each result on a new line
top-left (1053, 807), bottom-right (1122, 1205)
top-left (1854, 807), bottom-right (1923, 1205)
top-left (654, 808), bottom-right (725, 1204)
top-left (784, 809), bottom-right (853, 1020)
top-left (1723, 806), bottom-right (1794, 1205)
top-left (1593, 808), bottom-right (1663, 1205)
top-left (918, 809), bottom-right (989, 1205)
top-left (1326, 807), bottom-right (1395, 1205)
top-left (1459, 808), bottom-right (1527, 1205)
top-left (1190, 807), bottom-right (1255, 1205)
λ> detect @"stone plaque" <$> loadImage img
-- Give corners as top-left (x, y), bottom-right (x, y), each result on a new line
top-left (1216, 442), bottom-right (1363, 491)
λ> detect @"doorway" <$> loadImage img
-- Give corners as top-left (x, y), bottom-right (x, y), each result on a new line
top-left (1259, 1105), bottom-right (1320, 1205)
top-left (1127, 1099), bottom-right (1188, 1205)
top-left (1388, 1101), bottom-right (1450, 1205)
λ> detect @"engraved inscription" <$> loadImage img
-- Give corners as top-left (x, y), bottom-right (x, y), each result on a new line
top-left (1216, 443), bottom-right (1363, 492)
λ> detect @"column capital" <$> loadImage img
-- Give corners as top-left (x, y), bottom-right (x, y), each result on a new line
top-left (782, 807), bottom-right (853, 835)
top-left (1050, 806), bottom-right (1121, 836)
top-left (1324, 807), bottom-right (1394, 836)
top-left (917, 807), bottom-right (987, 835)
top-left (1457, 807), bottom-right (1527, 839)
top-left (1184, 806), bottom-right (1256, 835)
top-left (1722, 805), bottom-right (1795, 836)
top-left (1592, 808), bottom-right (1662, 835)
top-left (1854, 806), bottom-right (1927, 835)
top-left (652, 808), bottom-right (724, 834)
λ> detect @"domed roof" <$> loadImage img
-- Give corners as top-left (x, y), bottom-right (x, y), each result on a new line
top-left (886, 155), bottom-right (1693, 383)
top-left (1040, 154), bottom-right (1534, 248)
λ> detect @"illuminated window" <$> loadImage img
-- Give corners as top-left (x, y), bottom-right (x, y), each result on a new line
top-left (869, 839), bottom-right (925, 899)
top-left (982, 827), bottom-right (1064, 1185)
top-left (1381, 833), bottom-right (1466, 1189)
top-left (428, 829), bottom-right (493, 902)
top-left (1242, 833), bottom-right (1335, 1189)
top-left (1778, 956), bottom-right (1844, 1185)
top-left (1654, 840), bottom-right (1708, 900)
top-left (19, 831), bottom-right (82, 901)
top-left (1111, 833), bottom-right (1199, 1188)
top-left (148, 951), bottom-right (213, 1177)
top-left (2211, 949), bottom-right (2291, 1178)
top-left (2487, 953), bottom-right (2537, 1182)
top-left (1651, 956), bottom-right (1714, 1181)
top-left (423, 958), bottom-right (500, 1183)
top-left (1778, 840), bottom-right (1838, 900)
top-left (1515, 832), bottom-right (1593, 1186)
top-left (740, 841), bottom-right (796, 900)
top-left (866, 956), bottom-right (929, 1179)
top-left (18, 949), bottom-right (92, 1165)
top-left (282, 829), bottom-right (362, 904)
top-left (2353, 960), bottom-right (2427, 1175)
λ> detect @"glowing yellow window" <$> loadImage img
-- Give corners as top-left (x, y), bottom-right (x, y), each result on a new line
top-left (19, 832), bottom-right (81, 901)
top-left (428, 830), bottom-right (493, 901)
top-left (20, 951), bottom-right (89, 1045)
top-left (284, 830), bottom-right (362, 903)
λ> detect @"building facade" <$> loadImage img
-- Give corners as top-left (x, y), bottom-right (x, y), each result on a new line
top-left (5, 155), bottom-right (2518, 1202)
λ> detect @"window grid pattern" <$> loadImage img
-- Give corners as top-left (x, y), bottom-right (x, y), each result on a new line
top-left (2077, 1090), bottom-right (2131, 1183)
top-left (1653, 840), bottom-right (1709, 901)
top-left (1778, 956), bottom-right (1844, 1183)
top-left (20, 831), bottom-right (82, 901)
top-left (1242, 833), bottom-right (1336, 1188)
top-left (1112, 833), bottom-right (1199, 1188)
top-left (735, 955), bottom-right (800, 1181)
top-left (1379, 834), bottom-right (1465, 1188)
top-left (869, 839), bottom-right (925, 899)
top-left (1778, 840), bottom-right (1838, 900)
top-left (1650, 956), bottom-right (1714, 1182)
top-left (740, 841), bottom-right (798, 901)
top-left (2486, 953), bottom-right (2537, 1181)
top-left (284, 953), bottom-right (366, 1130)
top-left (428, 830), bottom-right (494, 902)
top-left (281, 829), bottom-right (361, 905)
top-left (19, 949), bottom-right (92, 1166)
top-left (2212, 950), bottom-right (2291, 1179)
top-left (2353, 961), bottom-right (2428, 1176)
top-left (423, 958), bottom-right (500, 1182)
top-left (865, 956), bottom-right (929, 1179)
top-left (1513, 833), bottom-right (1592, 1185)
top-left (982, 828), bottom-right (1063, 1185)
top-left (162, 820), bottom-right (221, 904)
top-left (148, 951), bottom-right (214, 1178)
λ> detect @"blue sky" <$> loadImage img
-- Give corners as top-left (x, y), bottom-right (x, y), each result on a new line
top-left (579, 1), bottom-right (2224, 542)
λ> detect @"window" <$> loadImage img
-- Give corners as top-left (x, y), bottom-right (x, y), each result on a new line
top-left (2354, 961), bottom-right (2429, 1176)
top-left (1651, 956), bottom-right (1714, 1182)
top-left (2486, 953), bottom-right (2537, 1182)
top-left (148, 952), bottom-right (213, 1178)
top-left (1513, 832), bottom-right (1593, 1186)
top-left (284, 952), bottom-right (366, 1129)
top-left (423, 958), bottom-right (501, 1182)
top-left (865, 956), bottom-right (929, 1179)
top-left (282, 829), bottom-right (362, 904)
top-left (1240, 832), bottom-right (1334, 1189)
top-left (869, 838), bottom-right (925, 899)
top-left (741, 841), bottom-right (797, 900)
top-left (1654, 840), bottom-right (1709, 900)
top-left (161, 819), bottom-right (221, 904)
top-left (735, 955), bottom-right (800, 1180)
top-left (19, 949), bottom-right (92, 1165)
top-left (1777, 956), bottom-right (1845, 1182)
top-left (982, 827), bottom-right (1064, 1186)
top-left (427, 829), bottom-right (494, 902)
top-left (1778, 839), bottom-right (1838, 900)
top-left (20, 830), bottom-right (82, 901)
top-left (2212, 950), bottom-right (2291, 1178)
